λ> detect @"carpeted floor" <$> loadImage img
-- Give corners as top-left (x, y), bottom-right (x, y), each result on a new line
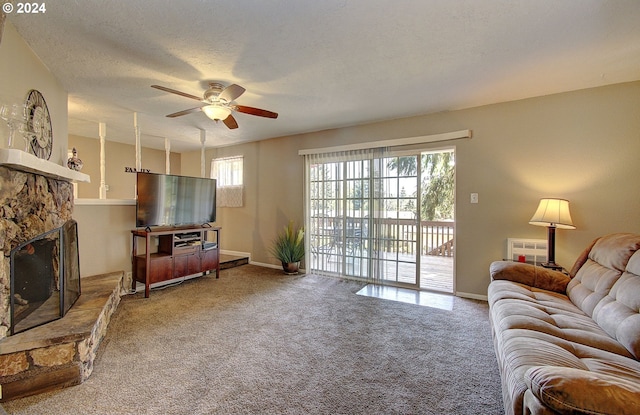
top-left (4, 265), bottom-right (504, 415)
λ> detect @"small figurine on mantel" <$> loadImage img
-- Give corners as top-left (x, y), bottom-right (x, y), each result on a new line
top-left (67, 148), bottom-right (83, 171)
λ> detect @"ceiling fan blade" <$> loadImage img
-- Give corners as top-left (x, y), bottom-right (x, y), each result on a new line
top-left (223, 114), bottom-right (239, 129)
top-left (151, 85), bottom-right (202, 101)
top-left (219, 84), bottom-right (246, 102)
top-left (166, 107), bottom-right (203, 118)
top-left (235, 105), bottom-right (278, 119)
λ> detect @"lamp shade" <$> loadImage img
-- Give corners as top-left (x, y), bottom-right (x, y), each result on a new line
top-left (529, 198), bottom-right (576, 229)
top-left (202, 105), bottom-right (231, 121)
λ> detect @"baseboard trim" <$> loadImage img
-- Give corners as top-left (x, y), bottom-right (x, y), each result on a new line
top-left (249, 260), bottom-right (306, 274)
top-left (456, 291), bottom-right (488, 302)
top-left (249, 260), bottom-right (279, 269)
top-left (220, 250), bottom-right (251, 260)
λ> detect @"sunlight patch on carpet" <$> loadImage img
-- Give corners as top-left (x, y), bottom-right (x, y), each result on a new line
top-left (356, 284), bottom-right (454, 310)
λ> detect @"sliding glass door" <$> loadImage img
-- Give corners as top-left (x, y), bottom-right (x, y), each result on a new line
top-left (307, 150), bottom-right (418, 286)
top-left (306, 148), bottom-right (454, 292)
top-left (374, 155), bottom-right (419, 286)
top-left (308, 157), bottom-right (371, 278)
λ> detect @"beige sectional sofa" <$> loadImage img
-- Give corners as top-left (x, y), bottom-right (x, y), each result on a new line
top-left (488, 233), bottom-right (640, 415)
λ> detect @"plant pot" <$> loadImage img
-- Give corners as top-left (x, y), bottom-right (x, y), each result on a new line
top-left (281, 262), bottom-right (300, 275)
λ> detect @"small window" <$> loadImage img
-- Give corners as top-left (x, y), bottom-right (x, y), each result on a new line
top-left (211, 156), bottom-right (244, 207)
top-left (211, 156), bottom-right (243, 186)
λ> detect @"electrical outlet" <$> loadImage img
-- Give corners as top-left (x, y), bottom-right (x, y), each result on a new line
top-left (470, 193), bottom-right (479, 204)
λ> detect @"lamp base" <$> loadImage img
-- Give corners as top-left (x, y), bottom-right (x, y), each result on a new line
top-left (540, 262), bottom-right (563, 271)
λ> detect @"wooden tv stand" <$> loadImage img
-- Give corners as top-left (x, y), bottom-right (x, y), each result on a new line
top-left (131, 226), bottom-right (220, 298)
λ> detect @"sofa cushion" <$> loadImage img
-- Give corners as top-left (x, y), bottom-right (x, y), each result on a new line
top-left (567, 233), bottom-right (640, 318)
top-left (590, 250), bottom-right (640, 359)
top-left (525, 366), bottom-right (640, 415)
top-left (568, 237), bottom-right (599, 278)
top-left (626, 248), bottom-right (640, 275)
top-left (567, 259), bottom-right (622, 316)
top-left (489, 282), bottom-right (634, 358)
top-left (588, 233), bottom-right (640, 272)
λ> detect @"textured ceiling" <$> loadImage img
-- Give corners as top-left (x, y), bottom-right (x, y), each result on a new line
top-left (7, 0), bottom-right (640, 152)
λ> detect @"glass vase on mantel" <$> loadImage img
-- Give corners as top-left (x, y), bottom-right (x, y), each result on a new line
top-left (0, 103), bottom-right (27, 149)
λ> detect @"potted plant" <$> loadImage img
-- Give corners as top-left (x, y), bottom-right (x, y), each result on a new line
top-left (269, 221), bottom-right (304, 274)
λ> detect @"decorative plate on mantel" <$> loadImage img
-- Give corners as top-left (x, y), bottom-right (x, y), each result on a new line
top-left (25, 89), bottom-right (53, 160)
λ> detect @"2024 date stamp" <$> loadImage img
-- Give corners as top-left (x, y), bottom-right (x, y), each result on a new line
top-left (2, 2), bottom-right (47, 14)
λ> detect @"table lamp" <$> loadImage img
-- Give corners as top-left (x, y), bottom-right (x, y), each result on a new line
top-left (529, 198), bottom-right (575, 270)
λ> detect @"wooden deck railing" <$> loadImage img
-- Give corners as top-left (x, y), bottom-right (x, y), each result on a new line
top-left (376, 218), bottom-right (454, 257)
top-left (310, 217), bottom-right (455, 258)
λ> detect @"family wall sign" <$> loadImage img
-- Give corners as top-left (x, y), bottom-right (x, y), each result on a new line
top-left (124, 167), bottom-right (152, 173)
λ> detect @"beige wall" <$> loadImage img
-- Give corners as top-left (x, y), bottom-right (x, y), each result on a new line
top-left (69, 134), bottom-right (182, 199)
top-left (182, 81), bottom-right (640, 297)
top-left (73, 203), bottom-right (136, 279)
top-left (182, 137), bottom-right (304, 261)
top-left (0, 22), bottom-right (68, 165)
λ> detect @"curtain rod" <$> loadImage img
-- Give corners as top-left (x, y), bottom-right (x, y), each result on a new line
top-left (298, 129), bottom-right (472, 156)
top-left (212, 155), bottom-right (243, 161)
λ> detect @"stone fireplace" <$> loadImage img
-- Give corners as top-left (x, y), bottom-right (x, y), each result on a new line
top-left (0, 162), bottom-right (76, 338)
top-left (0, 149), bottom-right (124, 401)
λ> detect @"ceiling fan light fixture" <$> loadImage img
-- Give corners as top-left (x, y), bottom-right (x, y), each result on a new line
top-left (202, 104), bottom-right (231, 121)
top-left (152, 83), bottom-right (277, 129)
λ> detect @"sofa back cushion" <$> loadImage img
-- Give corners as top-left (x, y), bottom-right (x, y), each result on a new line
top-left (567, 233), bottom-right (640, 358)
top-left (567, 259), bottom-right (622, 316)
top-left (592, 250), bottom-right (640, 359)
top-left (587, 233), bottom-right (640, 272)
top-left (567, 233), bottom-right (640, 316)
top-left (568, 237), bottom-right (599, 277)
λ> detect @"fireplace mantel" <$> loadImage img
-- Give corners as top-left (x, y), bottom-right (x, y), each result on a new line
top-left (0, 148), bottom-right (90, 183)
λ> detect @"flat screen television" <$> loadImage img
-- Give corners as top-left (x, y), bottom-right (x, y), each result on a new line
top-left (136, 172), bottom-right (216, 228)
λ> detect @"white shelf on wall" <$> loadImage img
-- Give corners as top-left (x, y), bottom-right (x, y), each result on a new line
top-left (0, 148), bottom-right (90, 183)
top-left (74, 199), bottom-right (135, 206)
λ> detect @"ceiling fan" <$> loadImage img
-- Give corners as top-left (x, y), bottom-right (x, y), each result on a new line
top-left (151, 82), bottom-right (278, 129)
